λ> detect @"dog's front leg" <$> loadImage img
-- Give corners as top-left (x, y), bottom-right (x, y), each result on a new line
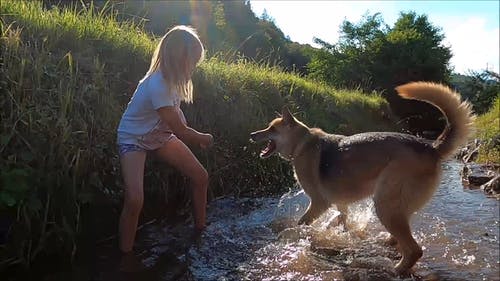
top-left (298, 196), bottom-right (329, 225)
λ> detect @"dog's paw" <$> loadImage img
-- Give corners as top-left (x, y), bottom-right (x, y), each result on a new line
top-left (394, 254), bottom-right (420, 277)
top-left (394, 265), bottom-right (414, 278)
top-left (384, 235), bottom-right (398, 247)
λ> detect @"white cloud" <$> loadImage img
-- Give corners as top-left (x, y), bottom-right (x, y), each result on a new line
top-left (433, 16), bottom-right (499, 74)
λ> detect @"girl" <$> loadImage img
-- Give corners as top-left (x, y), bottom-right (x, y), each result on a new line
top-left (116, 25), bottom-right (213, 265)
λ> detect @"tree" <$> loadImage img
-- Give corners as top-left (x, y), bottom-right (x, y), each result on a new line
top-left (115, 0), bottom-right (311, 73)
top-left (308, 13), bottom-right (388, 89)
top-left (379, 12), bottom-right (453, 133)
top-left (452, 70), bottom-right (500, 115)
top-left (308, 12), bottom-right (453, 134)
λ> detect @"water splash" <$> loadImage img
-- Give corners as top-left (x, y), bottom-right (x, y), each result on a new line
top-left (126, 161), bottom-right (499, 281)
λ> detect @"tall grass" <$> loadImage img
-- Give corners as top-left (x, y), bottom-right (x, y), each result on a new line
top-left (0, 0), bottom-right (395, 274)
top-left (474, 96), bottom-right (500, 163)
top-left (1, 0), bottom-right (149, 271)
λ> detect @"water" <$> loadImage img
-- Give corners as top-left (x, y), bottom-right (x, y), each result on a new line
top-left (97, 161), bottom-right (499, 281)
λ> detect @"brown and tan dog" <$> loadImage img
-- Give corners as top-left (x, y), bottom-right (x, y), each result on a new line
top-left (250, 82), bottom-right (474, 275)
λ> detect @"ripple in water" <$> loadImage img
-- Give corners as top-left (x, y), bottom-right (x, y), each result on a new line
top-left (139, 161), bottom-right (499, 281)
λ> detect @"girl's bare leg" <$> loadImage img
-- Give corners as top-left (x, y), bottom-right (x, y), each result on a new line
top-left (118, 151), bottom-right (147, 253)
top-left (155, 137), bottom-right (209, 230)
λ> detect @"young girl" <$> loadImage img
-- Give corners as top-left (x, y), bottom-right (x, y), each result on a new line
top-left (116, 25), bottom-right (213, 263)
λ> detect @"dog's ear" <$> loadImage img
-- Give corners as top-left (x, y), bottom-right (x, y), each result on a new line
top-left (281, 106), bottom-right (296, 125)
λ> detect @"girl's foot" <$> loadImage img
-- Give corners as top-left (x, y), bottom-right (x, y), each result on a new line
top-left (191, 226), bottom-right (206, 246)
top-left (118, 251), bottom-right (147, 273)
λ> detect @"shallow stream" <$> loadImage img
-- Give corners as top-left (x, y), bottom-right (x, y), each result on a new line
top-left (95, 160), bottom-right (499, 281)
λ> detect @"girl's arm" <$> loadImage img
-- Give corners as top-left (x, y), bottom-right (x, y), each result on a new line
top-left (178, 107), bottom-right (187, 126)
top-left (157, 106), bottom-right (212, 148)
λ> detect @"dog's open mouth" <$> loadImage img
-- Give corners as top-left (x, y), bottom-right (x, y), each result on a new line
top-left (260, 140), bottom-right (276, 158)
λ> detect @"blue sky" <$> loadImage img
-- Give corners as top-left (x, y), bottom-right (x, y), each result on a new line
top-left (249, 0), bottom-right (499, 75)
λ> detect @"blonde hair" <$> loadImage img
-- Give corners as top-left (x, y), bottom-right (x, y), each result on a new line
top-left (146, 25), bottom-right (205, 103)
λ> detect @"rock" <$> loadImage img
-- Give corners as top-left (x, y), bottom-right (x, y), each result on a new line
top-left (344, 257), bottom-right (396, 281)
top-left (457, 147), bottom-right (467, 159)
top-left (311, 246), bottom-right (342, 256)
top-left (462, 145), bottom-right (479, 163)
top-left (458, 139), bottom-right (481, 163)
top-left (350, 256), bottom-right (395, 271)
top-left (481, 175), bottom-right (500, 198)
top-left (462, 163), bottom-right (499, 187)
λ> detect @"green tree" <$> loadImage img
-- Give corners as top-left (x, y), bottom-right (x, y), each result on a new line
top-left (308, 12), bottom-right (453, 134)
top-left (308, 13), bottom-right (388, 89)
top-left (452, 70), bottom-right (500, 114)
top-left (379, 12), bottom-right (452, 87)
top-left (115, 0), bottom-right (312, 74)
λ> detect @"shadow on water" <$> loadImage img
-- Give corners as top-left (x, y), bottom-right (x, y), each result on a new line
top-left (90, 160), bottom-right (498, 281)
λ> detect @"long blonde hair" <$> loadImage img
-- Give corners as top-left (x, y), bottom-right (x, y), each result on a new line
top-left (146, 25), bottom-right (205, 103)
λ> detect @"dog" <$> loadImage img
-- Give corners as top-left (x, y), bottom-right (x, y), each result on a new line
top-left (250, 82), bottom-right (474, 275)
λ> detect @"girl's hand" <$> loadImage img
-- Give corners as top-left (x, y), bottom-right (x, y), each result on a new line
top-left (199, 133), bottom-right (213, 149)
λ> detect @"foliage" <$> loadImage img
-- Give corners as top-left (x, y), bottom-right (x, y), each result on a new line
top-left (474, 96), bottom-right (500, 163)
top-left (308, 13), bottom-right (388, 90)
top-left (308, 12), bottom-right (452, 91)
top-left (308, 12), bottom-right (453, 133)
top-left (97, 0), bottom-right (314, 75)
top-left (0, 0), bottom-right (395, 275)
top-left (451, 70), bottom-right (500, 115)
top-left (0, 0), bottom-right (147, 271)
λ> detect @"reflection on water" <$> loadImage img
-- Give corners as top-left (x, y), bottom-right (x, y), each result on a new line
top-left (128, 161), bottom-right (499, 280)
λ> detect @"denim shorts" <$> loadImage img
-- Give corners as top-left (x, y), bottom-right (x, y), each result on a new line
top-left (118, 143), bottom-right (146, 155)
top-left (118, 130), bottom-right (176, 156)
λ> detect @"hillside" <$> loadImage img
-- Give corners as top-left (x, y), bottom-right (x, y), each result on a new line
top-left (0, 0), bottom-right (395, 276)
top-left (42, 0), bottom-right (315, 75)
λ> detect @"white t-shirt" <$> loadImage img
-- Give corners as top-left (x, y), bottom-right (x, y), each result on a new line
top-left (117, 71), bottom-right (181, 145)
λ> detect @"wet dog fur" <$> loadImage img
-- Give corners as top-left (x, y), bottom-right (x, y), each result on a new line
top-left (250, 82), bottom-right (474, 275)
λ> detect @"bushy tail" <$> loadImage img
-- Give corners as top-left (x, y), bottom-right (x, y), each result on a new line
top-left (395, 82), bottom-right (475, 159)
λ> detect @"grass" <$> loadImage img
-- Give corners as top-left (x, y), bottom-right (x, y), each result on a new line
top-left (198, 56), bottom-right (394, 135)
top-left (0, 0), bottom-right (396, 274)
top-left (474, 96), bottom-right (500, 163)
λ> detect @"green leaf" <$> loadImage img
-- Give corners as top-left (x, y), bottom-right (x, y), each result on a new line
top-left (0, 192), bottom-right (17, 207)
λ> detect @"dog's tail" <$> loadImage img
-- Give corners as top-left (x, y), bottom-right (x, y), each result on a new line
top-left (395, 82), bottom-right (475, 159)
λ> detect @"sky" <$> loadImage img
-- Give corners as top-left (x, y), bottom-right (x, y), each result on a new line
top-left (249, 0), bottom-right (499, 75)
